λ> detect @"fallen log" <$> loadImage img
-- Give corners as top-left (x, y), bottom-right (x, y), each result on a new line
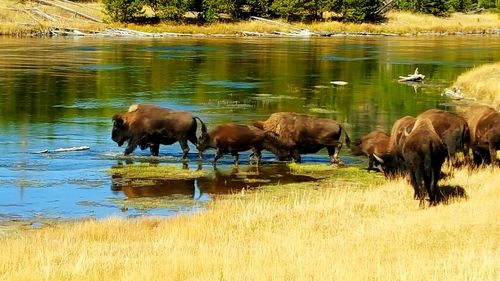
top-left (31, 0), bottom-right (102, 23)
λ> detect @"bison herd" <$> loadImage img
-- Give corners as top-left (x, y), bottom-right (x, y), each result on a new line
top-left (112, 104), bottom-right (500, 207)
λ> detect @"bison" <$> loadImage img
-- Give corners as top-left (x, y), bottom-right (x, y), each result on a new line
top-left (417, 109), bottom-right (470, 166)
top-left (374, 116), bottom-right (416, 177)
top-left (401, 117), bottom-right (448, 207)
top-left (253, 112), bottom-right (351, 164)
top-left (350, 130), bottom-right (390, 171)
top-left (197, 123), bottom-right (283, 166)
top-left (462, 105), bottom-right (500, 165)
top-left (111, 104), bottom-right (207, 159)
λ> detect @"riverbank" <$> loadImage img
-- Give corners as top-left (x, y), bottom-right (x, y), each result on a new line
top-left (1, 0), bottom-right (499, 36)
top-left (0, 165), bottom-right (498, 280)
top-left (453, 62), bottom-right (500, 109)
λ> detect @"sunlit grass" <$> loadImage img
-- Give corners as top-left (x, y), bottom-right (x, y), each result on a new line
top-left (107, 163), bottom-right (208, 179)
top-left (454, 62), bottom-right (500, 108)
top-left (0, 166), bottom-right (498, 280)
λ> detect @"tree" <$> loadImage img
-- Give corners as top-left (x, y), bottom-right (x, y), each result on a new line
top-left (103, 0), bottom-right (145, 22)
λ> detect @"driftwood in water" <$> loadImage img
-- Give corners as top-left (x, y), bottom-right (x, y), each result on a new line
top-left (35, 146), bottom-right (90, 154)
top-left (32, 0), bottom-right (103, 23)
top-left (330, 81), bottom-right (348, 86)
top-left (398, 68), bottom-right (425, 82)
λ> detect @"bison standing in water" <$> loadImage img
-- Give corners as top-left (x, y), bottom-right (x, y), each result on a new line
top-left (350, 130), bottom-right (390, 171)
top-left (196, 123), bottom-right (283, 166)
top-left (111, 104), bottom-right (207, 159)
top-left (401, 117), bottom-right (448, 207)
top-left (462, 105), bottom-right (500, 165)
top-left (253, 112), bottom-right (351, 164)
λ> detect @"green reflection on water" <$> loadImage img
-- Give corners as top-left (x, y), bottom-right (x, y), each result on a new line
top-left (0, 36), bottom-right (499, 138)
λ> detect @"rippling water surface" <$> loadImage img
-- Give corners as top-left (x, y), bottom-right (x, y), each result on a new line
top-left (0, 36), bottom-right (499, 221)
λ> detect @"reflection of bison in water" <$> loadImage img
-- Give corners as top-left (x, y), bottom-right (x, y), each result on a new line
top-left (253, 112), bottom-right (351, 164)
top-left (461, 105), bottom-right (500, 165)
top-left (196, 123), bottom-right (284, 166)
top-left (111, 104), bottom-right (208, 158)
top-left (401, 118), bottom-right (447, 207)
top-left (350, 131), bottom-right (390, 171)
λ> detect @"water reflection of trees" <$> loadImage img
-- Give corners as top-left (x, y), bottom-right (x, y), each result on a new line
top-left (1, 37), bottom-right (499, 140)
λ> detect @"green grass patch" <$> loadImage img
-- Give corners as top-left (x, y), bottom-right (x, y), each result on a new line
top-left (107, 163), bottom-right (208, 179)
top-left (110, 195), bottom-right (205, 211)
top-left (288, 163), bottom-right (337, 174)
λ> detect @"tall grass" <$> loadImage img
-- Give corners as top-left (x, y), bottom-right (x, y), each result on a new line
top-left (454, 62), bottom-right (500, 109)
top-left (1, 166), bottom-right (498, 280)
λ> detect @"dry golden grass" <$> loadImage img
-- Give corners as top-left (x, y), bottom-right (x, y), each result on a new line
top-left (454, 62), bottom-right (500, 109)
top-left (0, 0), bottom-right (105, 35)
top-left (1, 0), bottom-right (499, 35)
top-left (1, 166), bottom-right (498, 280)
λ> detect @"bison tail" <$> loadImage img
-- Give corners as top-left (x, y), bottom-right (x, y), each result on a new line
top-left (193, 116), bottom-right (208, 135)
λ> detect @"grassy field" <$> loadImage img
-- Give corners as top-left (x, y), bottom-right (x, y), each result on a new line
top-left (0, 166), bottom-right (498, 280)
top-left (0, 0), bottom-right (499, 36)
top-left (453, 62), bottom-right (500, 109)
top-left (1, 1), bottom-right (499, 280)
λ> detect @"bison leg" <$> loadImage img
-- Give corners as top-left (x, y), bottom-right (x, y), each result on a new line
top-left (251, 148), bottom-right (262, 166)
top-left (291, 150), bottom-right (301, 163)
top-left (124, 137), bottom-right (140, 155)
top-left (231, 152), bottom-right (239, 166)
top-left (213, 151), bottom-right (224, 167)
top-left (179, 139), bottom-right (190, 160)
top-left (327, 143), bottom-right (343, 164)
top-left (490, 143), bottom-right (498, 165)
top-left (149, 143), bottom-right (160, 157)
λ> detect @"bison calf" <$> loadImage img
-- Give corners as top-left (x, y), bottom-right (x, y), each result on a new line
top-left (197, 123), bottom-right (279, 166)
top-left (350, 130), bottom-right (390, 171)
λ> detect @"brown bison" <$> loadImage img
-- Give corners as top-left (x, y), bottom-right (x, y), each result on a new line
top-left (462, 105), bottom-right (500, 165)
top-left (417, 109), bottom-right (470, 166)
top-left (374, 116), bottom-right (416, 177)
top-left (401, 117), bottom-right (448, 207)
top-left (111, 104), bottom-right (207, 159)
top-left (197, 123), bottom-right (283, 166)
top-left (253, 112), bottom-right (351, 164)
top-left (350, 130), bottom-right (390, 171)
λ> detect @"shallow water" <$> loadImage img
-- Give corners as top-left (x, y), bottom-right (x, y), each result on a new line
top-left (0, 35), bottom-right (499, 221)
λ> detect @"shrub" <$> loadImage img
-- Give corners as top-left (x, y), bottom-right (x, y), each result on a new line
top-left (146, 0), bottom-right (190, 21)
top-left (103, 0), bottom-right (145, 22)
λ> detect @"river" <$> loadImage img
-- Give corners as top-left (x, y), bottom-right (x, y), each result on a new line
top-left (0, 35), bottom-right (498, 221)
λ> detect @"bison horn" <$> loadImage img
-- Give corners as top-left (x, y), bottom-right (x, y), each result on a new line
top-left (373, 153), bottom-right (384, 163)
top-left (404, 126), bottom-right (411, 137)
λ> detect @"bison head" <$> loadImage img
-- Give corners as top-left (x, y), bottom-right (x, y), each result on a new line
top-left (262, 131), bottom-right (292, 161)
top-left (112, 114), bottom-right (129, 146)
top-left (196, 133), bottom-right (211, 152)
top-left (349, 139), bottom-right (364, 156)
